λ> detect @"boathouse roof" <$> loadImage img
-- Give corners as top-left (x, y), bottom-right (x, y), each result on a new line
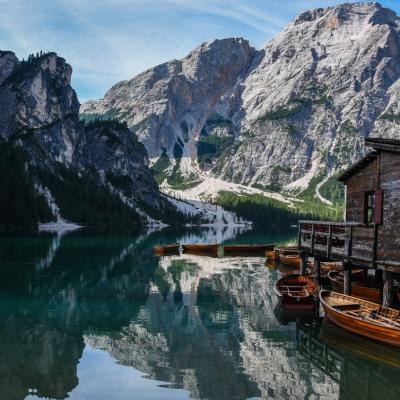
top-left (338, 138), bottom-right (400, 182)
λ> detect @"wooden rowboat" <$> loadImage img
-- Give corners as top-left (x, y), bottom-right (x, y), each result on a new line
top-left (224, 244), bottom-right (274, 256)
top-left (153, 243), bottom-right (180, 255)
top-left (307, 261), bottom-right (341, 284)
top-left (328, 270), bottom-right (381, 303)
top-left (320, 290), bottom-right (400, 347)
top-left (265, 248), bottom-right (277, 260)
top-left (265, 245), bottom-right (298, 261)
top-left (274, 274), bottom-right (317, 310)
top-left (182, 243), bottom-right (219, 256)
top-left (279, 253), bottom-right (301, 268)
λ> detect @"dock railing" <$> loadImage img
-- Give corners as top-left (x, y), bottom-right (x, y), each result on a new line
top-left (298, 220), bottom-right (376, 265)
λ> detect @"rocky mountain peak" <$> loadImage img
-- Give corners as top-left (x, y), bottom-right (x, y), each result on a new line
top-left (0, 52), bottom-right (80, 143)
top-left (81, 2), bottom-right (400, 205)
top-left (293, 2), bottom-right (396, 27)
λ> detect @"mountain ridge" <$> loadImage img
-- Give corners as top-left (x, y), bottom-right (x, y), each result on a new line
top-left (81, 2), bottom-right (400, 206)
top-left (0, 51), bottom-right (165, 232)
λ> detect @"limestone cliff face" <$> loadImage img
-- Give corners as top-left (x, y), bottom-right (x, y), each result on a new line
top-left (216, 2), bottom-right (400, 189)
top-left (81, 38), bottom-right (256, 159)
top-left (82, 3), bottom-right (400, 198)
top-left (0, 51), bottom-right (161, 228)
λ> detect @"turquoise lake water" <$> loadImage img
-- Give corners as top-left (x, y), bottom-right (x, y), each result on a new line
top-left (0, 226), bottom-right (399, 399)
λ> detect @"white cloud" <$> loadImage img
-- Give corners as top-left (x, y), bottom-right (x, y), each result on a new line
top-left (0, 0), bottom-right (398, 101)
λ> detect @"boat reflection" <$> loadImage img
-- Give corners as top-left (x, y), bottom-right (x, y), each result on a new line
top-left (274, 303), bottom-right (317, 325)
top-left (296, 320), bottom-right (400, 399)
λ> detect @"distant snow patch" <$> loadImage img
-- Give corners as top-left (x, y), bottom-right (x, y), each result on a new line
top-left (39, 218), bottom-right (82, 233)
top-left (162, 176), bottom-right (293, 205)
top-left (315, 175), bottom-right (333, 206)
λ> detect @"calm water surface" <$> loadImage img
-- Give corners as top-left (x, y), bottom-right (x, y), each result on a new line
top-left (0, 227), bottom-right (399, 400)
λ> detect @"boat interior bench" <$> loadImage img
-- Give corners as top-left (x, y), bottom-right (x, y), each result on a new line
top-left (332, 303), bottom-right (361, 311)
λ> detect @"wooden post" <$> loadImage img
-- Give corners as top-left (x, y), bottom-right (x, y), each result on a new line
top-left (315, 256), bottom-right (321, 282)
top-left (382, 270), bottom-right (394, 308)
top-left (298, 222), bottom-right (302, 249)
top-left (310, 224), bottom-right (315, 254)
top-left (343, 262), bottom-right (352, 295)
top-left (300, 251), bottom-right (307, 275)
top-left (327, 224), bottom-right (332, 258)
top-left (375, 269), bottom-right (382, 282)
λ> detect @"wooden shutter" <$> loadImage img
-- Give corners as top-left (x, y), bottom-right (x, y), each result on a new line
top-left (374, 189), bottom-right (383, 224)
top-left (362, 192), bottom-right (367, 224)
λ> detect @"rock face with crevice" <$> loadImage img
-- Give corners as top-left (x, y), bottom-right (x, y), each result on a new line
top-left (82, 3), bottom-right (400, 197)
top-left (81, 38), bottom-right (257, 159)
top-left (0, 51), bottom-right (161, 230)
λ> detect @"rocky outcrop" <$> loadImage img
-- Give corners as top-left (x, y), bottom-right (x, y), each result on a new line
top-left (0, 51), bottom-right (162, 230)
top-left (82, 3), bottom-right (400, 199)
top-left (78, 120), bottom-right (159, 206)
top-left (0, 52), bottom-right (81, 165)
top-left (0, 51), bottom-right (18, 85)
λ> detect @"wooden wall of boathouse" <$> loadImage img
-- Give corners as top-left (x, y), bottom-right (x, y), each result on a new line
top-left (376, 151), bottom-right (400, 269)
top-left (341, 150), bottom-right (400, 271)
top-left (345, 157), bottom-right (378, 223)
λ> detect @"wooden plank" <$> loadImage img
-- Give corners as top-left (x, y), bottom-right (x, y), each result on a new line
top-left (374, 189), bottom-right (384, 224)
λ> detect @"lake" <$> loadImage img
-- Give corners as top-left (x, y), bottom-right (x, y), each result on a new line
top-left (0, 226), bottom-right (399, 400)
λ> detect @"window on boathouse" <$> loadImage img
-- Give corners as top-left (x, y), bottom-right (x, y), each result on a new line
top-left (364, 191), bottom-right (375, 224)
top-left (364, 189), bottom-right (383, 225)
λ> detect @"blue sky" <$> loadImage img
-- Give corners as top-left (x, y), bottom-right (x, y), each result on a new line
top-left (0, 0), bottom-right (399, 102)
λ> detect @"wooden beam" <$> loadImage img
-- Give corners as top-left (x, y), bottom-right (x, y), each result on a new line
top-left (298, 223), bottom-right (302, 249)
top-left (382, 270), bottom-right (394, 308)
top-left (327, 225), bottom-right (332, 258)
top-left (300, 251), bottom-right (307, 275)
top-left (343, 262), bottom-right (352, 295)
top-left (315, 257), bottom-right (321, 282)
top-left (310, 224), bottom-right (315, 254)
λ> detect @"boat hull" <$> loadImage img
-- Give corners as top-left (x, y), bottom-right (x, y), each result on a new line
top-left (224, 244), bottom-right (274, 256)
top-left (320, 318), bottom-right (400, 368)
top-left (279, 254), bottom-right (301, 268)
top-left (328, 270), bottom-right (381, 303)
top-left (274, 274), bottom-right (317, 310)
top-left (265, 249), bottom-right (277, 260)
top-left (182, 244), bottom-right (219, 256)
top-left (153, 244), bottom-right (180, 255)
top-left (320, 290), bottom-right (400, 347)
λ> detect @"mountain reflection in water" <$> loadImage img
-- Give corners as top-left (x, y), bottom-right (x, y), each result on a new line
top-left (0, 228), bottom-right (398, 400)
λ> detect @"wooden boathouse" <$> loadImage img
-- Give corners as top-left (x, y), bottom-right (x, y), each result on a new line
top-left (298, 138), bottom-right (400, 306)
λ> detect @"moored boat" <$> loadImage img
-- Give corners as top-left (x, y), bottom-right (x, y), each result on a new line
top-left (307, 261), bottom-right (342, 283)
top-left (153, 243), bottom-right (180, 255)
top-left (279, 252), bottom-right (301, 268)
top-left (274, 274), bottom-right (318, 310)
top-left (182, 243), bottom-right (219, 256)
top-left (224, 244), bottom-right (274, 256)
top-left (266, 245), bottom-right (298, 261)
top-left (320, 290), bottom-right (400, 347)
top-left (265, 249), bottom-right (277, 261)
top-left (328, 270), bottom-right (381, 303)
